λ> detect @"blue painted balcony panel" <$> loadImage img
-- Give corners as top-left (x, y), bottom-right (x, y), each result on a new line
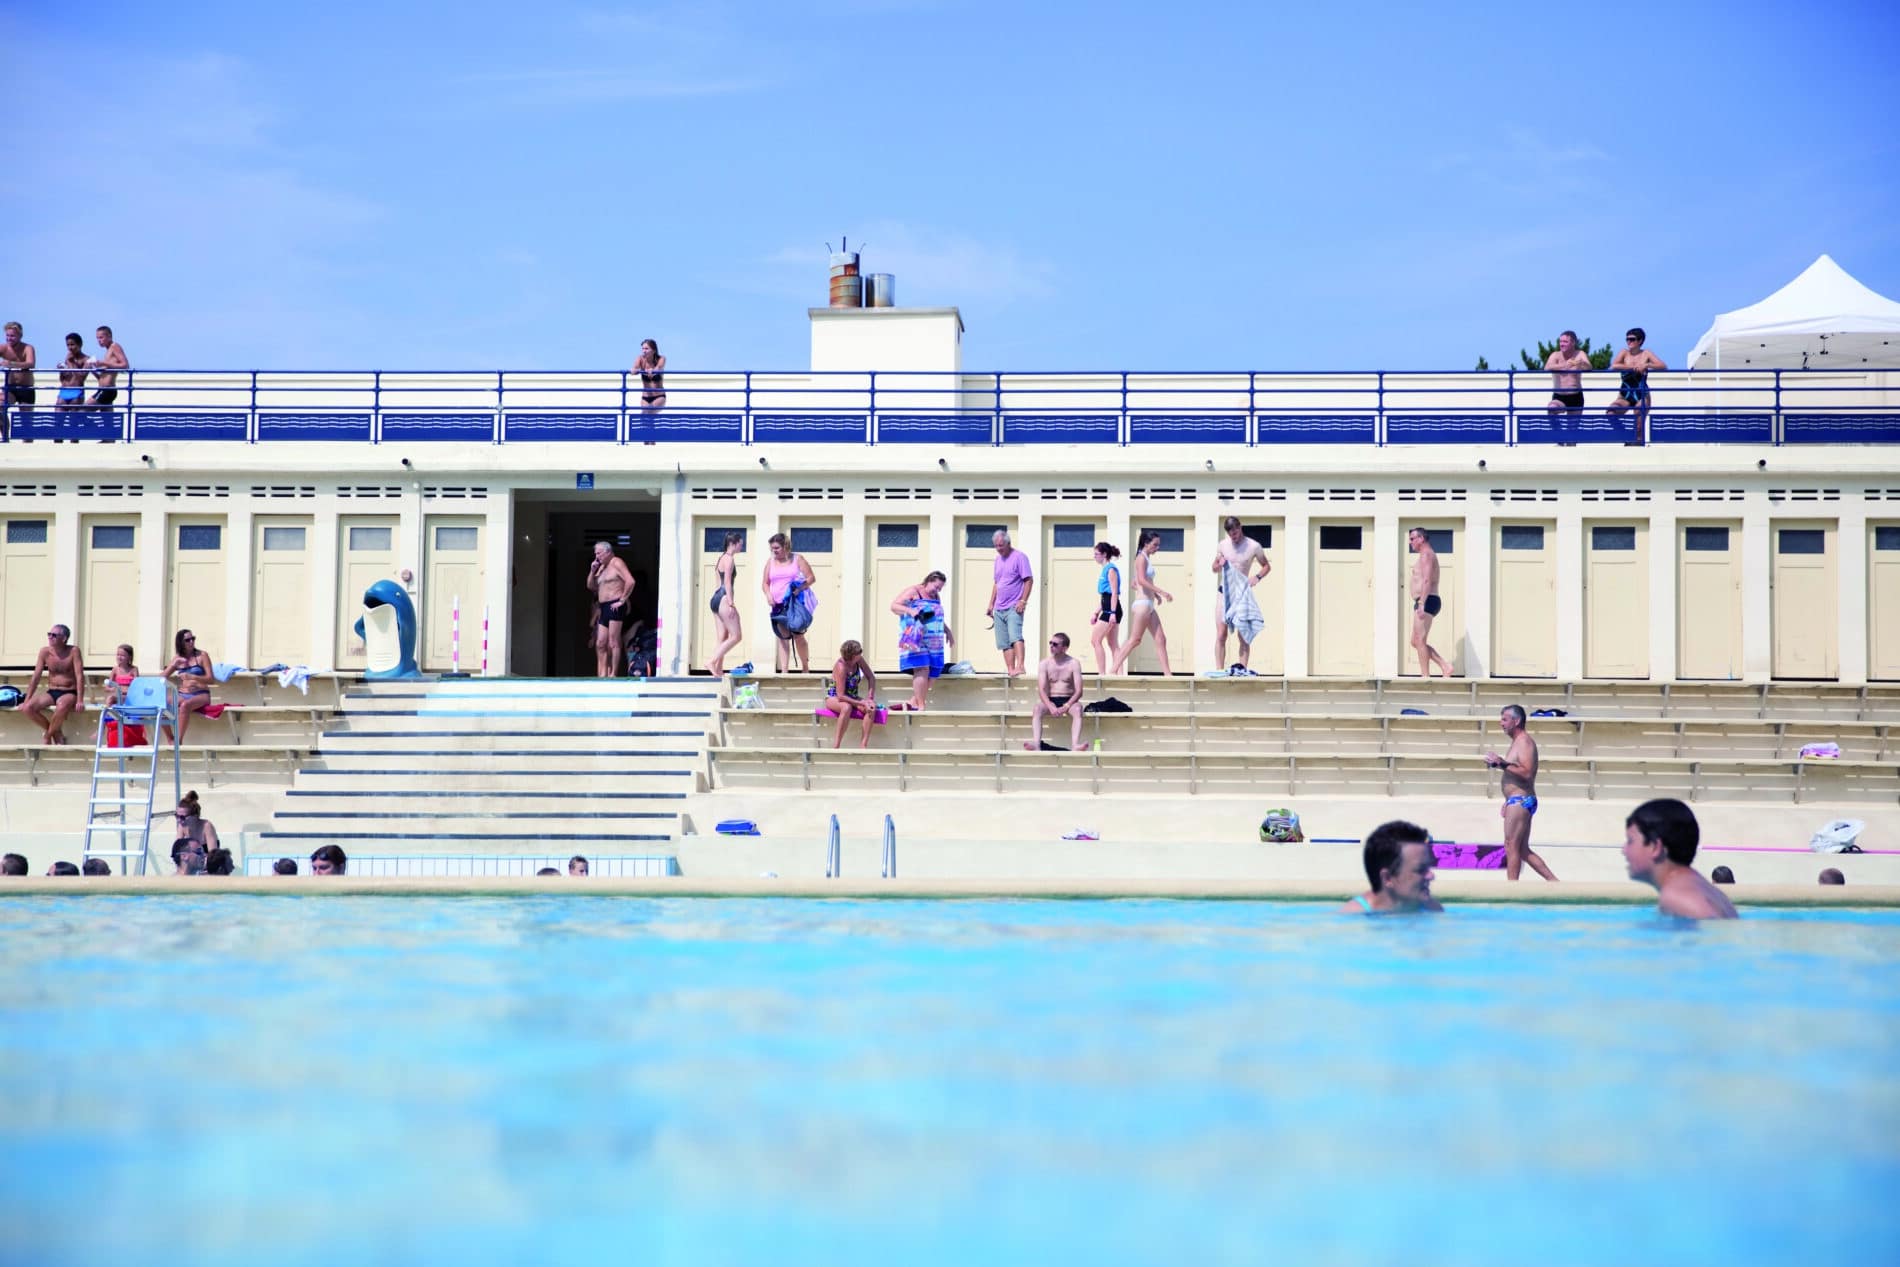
top-left (1649, 413), bottom-right (1774, 444)
top-left (1387, 413), bottom-right (1508, 445)
top-left (751, 413), bottom-right (868, 444)
top-left (12, 410), bottom-right (121, 441)
top-left (1512, 412), bottom-right (1640, 446)
top-left (1783, 413), bottom-right (1900, 444)
top-left (379, 412), bottom-right (496, 443)
top-left (504, 412), bottom-right (619, 442)
top-left (629, 412), bottom-right (745, 444)
top-left (1129, 413), bottom-right (1247, 445)
top-left (1254, 413), bottom-right (1378, 444)
top-left (132, 411), bottom-right (248, 441)
top-left (875, 413), bottom-right (994, 444)
top-left (257, 412), bottom-right (375, 442)
top-left (1002, 413), bottom-right (1120, 444)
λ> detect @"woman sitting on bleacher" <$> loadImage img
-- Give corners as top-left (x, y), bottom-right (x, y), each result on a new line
top-left (160, 628), bottom-right (214, 745)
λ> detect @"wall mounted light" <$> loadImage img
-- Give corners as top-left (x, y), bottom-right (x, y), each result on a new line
top-left (400, 457), bottom-right (413, 469)
top-left (937, 457), bottom-right (948, 471)
top-left (1477, 459), bottom-right (1487, 471)
top-left (758, 456), bottom-right (769, 469)
top-left (1757, 458), bottom-right (1768, 470)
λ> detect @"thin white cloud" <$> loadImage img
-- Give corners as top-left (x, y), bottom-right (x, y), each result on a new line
top-left (454, 67), bottom-right (761, 104)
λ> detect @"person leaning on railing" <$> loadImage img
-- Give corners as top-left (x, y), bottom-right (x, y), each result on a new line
top-left (1, 320), bottom-right (36, 442)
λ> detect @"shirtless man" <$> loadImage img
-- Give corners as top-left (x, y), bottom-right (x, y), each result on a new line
top-left (19, 624), bottom-right (84, 745)
top-left (1483, 704), bottom-right (1558, 881)
top-left (585, 541), bottom-right (635, 678)
top-left (1025, 632), bottom-right (1086, 751)
top-left (1, 321), bottom-right (35, 442)
top-left (88, 325), bottom-right (128, 407)
top-left (1607, 326), bottom-right (1666, 446)
top-left (1622, 797), bottom-right (1738, 920)
top-left (1339, 819), bottom-right (1444, 915)
top-left (1544, 329), bottom-right (1592, 441)
top-left (1406, 527), bottom-right (1454, 680)
top-left (1211, 516), bottom-right (1271, 675)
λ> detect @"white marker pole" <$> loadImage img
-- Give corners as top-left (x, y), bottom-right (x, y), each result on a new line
top-left (452, 595), bottom-right (461, 674)
top-left (482, 604), bottom-right (491, 677)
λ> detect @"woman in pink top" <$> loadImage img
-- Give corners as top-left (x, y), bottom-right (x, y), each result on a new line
top-left (759, 532), bottom-right (816, 673)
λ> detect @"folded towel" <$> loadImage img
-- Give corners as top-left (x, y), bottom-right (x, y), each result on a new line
top-left (212, 661), bottom-right (244, 683)
top-left (1061, 829), bottom-right (1099, 841)
top-left (1799, 742), bottom-right (1841, 760)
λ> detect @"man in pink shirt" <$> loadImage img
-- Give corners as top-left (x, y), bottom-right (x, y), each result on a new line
top-left (986, 529), bottom-right (1035, 677)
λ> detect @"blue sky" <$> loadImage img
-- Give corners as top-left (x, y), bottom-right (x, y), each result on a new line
top-left (10, 0), bottom-right (1898, 371)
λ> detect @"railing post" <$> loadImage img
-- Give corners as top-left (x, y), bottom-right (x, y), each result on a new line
top-left (620, 369), bottom-right (630, 445)
top-left (1377, 371), bottom-right (1386, 447)
top-left (1773, 368), bottom-right (1783, 446)
top-left (1505, 368), bottom-right (1515, 446)
top-left (868, 369), bottom-right (876, 446)
top-left (1248, 370), bottom-right (1257, 447)
top-left (496, 370), bottom-right (504, 444)
top-left (744, 370), bottom-right (753, 445)
top-left (372, 370), bottom-right (381, 444)
top-left (994, 371), bottom-right (1002, 445)
top-left (1121, 370), bottom-right (1130, 447)
top-left (250, 369), bottom-right (259, 444)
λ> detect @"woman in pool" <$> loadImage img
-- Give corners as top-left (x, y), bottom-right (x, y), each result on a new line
top-left (703, 531), bottom-right (746, 677)
top-left (160, 628), bottom-right (214, 745)
top-left (1109, 530), bottom-right (1174, 676)
top-left (633, 339), bottom-right (665, 411)
top-left (890, 570), bottom-right (953, 711)
top-left (823, 639), bottom-right (878, 749)
top-left (1088, 541), bottom-right (1122, 675)
top-left (760, 532), bottom-right (816, 674)
top-left (310, 844), bottom-right (348, 876)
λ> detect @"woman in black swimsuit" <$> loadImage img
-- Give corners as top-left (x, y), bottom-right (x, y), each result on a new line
top-left (703, 530), bottom-right (745, 676)
top-left (633, 339), bottom-right (666, 411)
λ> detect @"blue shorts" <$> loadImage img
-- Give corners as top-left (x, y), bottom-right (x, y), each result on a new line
top-left (993, 608), bottom-right (1025, 649)
top-left (1504, 794), bottom-right (1538, 816)
top-left (899, 652), bottom-right (944, 678)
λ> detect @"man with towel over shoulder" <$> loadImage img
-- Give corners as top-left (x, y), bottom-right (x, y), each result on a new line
top-left (1212, 516), bottom-right (1271, 676)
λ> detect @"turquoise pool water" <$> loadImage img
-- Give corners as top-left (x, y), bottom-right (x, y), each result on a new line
top-left (1, 897), bottom-right (1896, 1266)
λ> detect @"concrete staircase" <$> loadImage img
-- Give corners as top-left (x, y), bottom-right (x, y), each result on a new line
top-left (253, 677), bottom-right (720, 857)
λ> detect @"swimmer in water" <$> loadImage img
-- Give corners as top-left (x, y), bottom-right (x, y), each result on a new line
top-left (1340, 820), bottom-right (1443, 915)
top-left (1622, 797), bottom-right (1738, 920)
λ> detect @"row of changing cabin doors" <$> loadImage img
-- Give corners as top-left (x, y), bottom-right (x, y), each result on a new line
top-left (690, 517), bottom-right (1900, 680)
top-left (0, 514), bottom-right (487, 672)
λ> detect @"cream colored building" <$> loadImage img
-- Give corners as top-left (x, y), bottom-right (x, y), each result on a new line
top-left (3, 306), bottom-right (1898, 686)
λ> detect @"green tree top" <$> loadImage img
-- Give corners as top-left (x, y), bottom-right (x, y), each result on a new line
top-left (1518, 336), bottom-right (1615, 372)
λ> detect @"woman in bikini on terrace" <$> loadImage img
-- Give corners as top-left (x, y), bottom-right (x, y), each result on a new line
top-left (160, 628), bottom-right (215, 745)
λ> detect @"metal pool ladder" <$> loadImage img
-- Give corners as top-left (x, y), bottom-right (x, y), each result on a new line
top-left (82, 677), bottom-right (182, 876)
top-left (823, 813), bottom-right (898, 878)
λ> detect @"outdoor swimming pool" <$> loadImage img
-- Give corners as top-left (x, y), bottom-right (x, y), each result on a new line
top-left (2, 896), bottom-right (1895, 1266)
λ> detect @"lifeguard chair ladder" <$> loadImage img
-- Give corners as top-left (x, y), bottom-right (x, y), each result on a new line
top-left (82, 677), bottom-right (182, 876)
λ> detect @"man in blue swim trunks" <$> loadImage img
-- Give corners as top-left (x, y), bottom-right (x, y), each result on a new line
top-left (1484, 704), bottom-right (1558, 881)
top-left (1339, 819), bottom-right (1443, 915)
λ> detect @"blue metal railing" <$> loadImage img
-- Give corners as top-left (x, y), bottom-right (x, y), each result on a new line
top-left (2, 367), bottom-right (1895, 445)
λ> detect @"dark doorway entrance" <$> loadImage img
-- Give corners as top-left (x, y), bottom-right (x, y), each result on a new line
top-left (511, 498), bottom-right (659, 677)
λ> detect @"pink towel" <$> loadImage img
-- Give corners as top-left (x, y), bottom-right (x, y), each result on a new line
top-left (815, 704), bottom-right (887, 724)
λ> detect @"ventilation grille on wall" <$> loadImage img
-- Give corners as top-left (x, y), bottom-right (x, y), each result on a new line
top-left (1767, 488), bottom-right (1840, 503)
top-left (1216, 487), bottom-right (1287, 502)
top-left (776, 486), bottom-right (845, 501)
top-left (1399, 488), bottom-right (1466, 502)
top-left (337, 485), bottom-right (405, 499)
top-left (1490, 488), bottom-right (1558, 503)
top-left (2, 483), bottom-right (58, 498)
top-left (163, 484), bottom-right (231, 499)
top-left (1867, 488), bottom-right (1900, 501)
top-left (864, 486), bottom-right (932, 501)
top-left (1675, 488), bottom-right (1744, 502)
top-left (690, 485), bottom-right (758, 501)
top-left (1130, 486), bottom-right (1196, 501)
top-left (1581, 488), bottom-right (1652, 502)
top-left (952, 487), bottom-right (1009, 501)
top-left (251, 485), bottom-right (317, 499)
top-left (77, 483), bottom-right (138, 498)
top-left (424, 485), bottom-right (488, 500)
top-left (1041, 487), bottom-right (1108, 501)
top-left (1309, 488), bottom-right (1375, 502)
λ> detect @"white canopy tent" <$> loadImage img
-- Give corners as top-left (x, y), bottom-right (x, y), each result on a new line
top-left (1685, 254), bottom-right (1900, 370)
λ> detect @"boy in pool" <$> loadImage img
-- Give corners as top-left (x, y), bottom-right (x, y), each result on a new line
top-left (1340, 820), bottom-right (1443, 915)
top-left (1621, 798), bottom-right (1738, 920)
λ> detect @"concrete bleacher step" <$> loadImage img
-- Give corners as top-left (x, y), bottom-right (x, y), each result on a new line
top-left (320, 722), bottom-right (708, 743)
top-left (280, 789), bottom-right (686, 812)
top-left (255, 831), bottom-right (677, 848)
top-left (299, 754), bottom-right (700, 777)
top-left (316, 732), bottom-right (703, 753)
